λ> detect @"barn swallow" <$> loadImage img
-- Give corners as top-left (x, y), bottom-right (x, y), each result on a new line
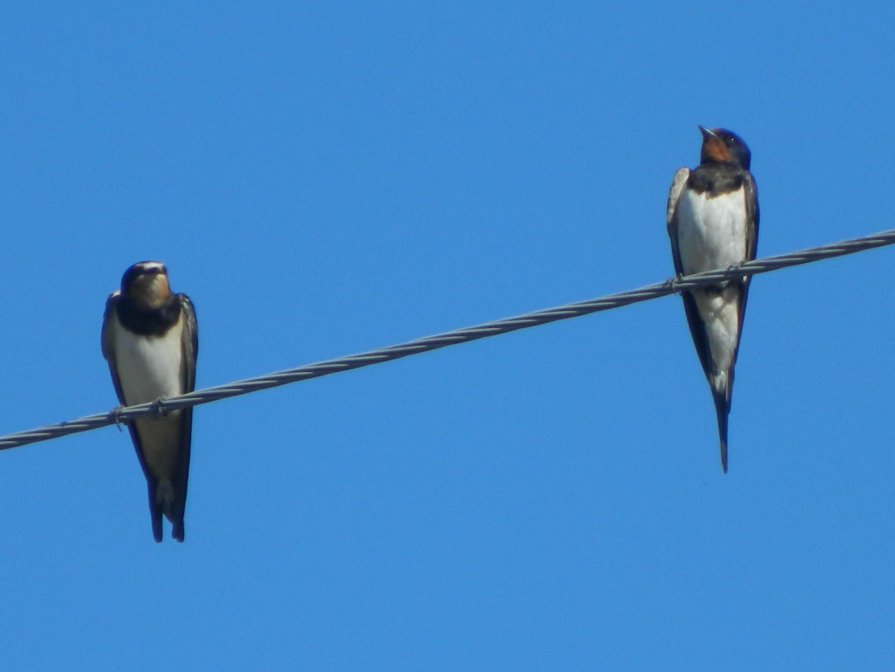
top-left (666, 127), bottom-right (759, 472)
top-left (101, 261), bottom-right (198, 541)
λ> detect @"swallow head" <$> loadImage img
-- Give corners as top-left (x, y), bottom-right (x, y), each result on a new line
top-left (698, 126), bottom-right (751, 170)
top-left (121, 261), bottom-right (172, 308)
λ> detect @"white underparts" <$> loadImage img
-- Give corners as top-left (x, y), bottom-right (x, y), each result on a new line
top-left (676, 186), bottom-right (748, 391)
top-left (111, 314), bottom-right (186, 480)
top-left (676, 187), bottom-right (747, 274)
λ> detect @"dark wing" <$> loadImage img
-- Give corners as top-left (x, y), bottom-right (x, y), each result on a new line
top-left (736, 172), bottom-right (760, 331)
top-left (100, 293), bottom-right (128, 406)
top-left (170, 294), bottom-right (198, 542)
top-left (179, 294), bottom-right (199, 393)
top-left (667, 167), bottom-right (717, 381)
top-left (744, 172), bottom-right (759, 262)
top-left (102, 292), bottom-right (164, 540)
top-left (666, 167), bottom-right (690, 277)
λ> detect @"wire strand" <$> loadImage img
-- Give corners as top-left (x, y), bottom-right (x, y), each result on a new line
top-left (2, 228), bottom-right (894, 451)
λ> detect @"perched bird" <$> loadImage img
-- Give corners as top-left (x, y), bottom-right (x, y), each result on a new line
top-left (102, 261), bottom-right (198, 541)
top-left (666, 127), bottom-right (759, 472)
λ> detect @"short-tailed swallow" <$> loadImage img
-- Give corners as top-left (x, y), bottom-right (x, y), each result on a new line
top-left (102, 261), bottom-right (198, 541)
top-left (666, 127), bottom-right (759, 472)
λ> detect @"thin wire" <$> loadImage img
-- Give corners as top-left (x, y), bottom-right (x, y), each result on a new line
top-left (2, 228), bottom-right (894, 451)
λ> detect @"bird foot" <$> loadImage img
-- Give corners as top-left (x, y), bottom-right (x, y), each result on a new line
top-left (112, 406), bottom-right (125, 431)
top-left (666, 273), bottom-right (684, 294)
top-left (152, 398), bottom-right (168, 417)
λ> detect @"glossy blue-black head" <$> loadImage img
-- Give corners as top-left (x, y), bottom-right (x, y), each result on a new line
top-left (698, 126), bottom-right (752, 170)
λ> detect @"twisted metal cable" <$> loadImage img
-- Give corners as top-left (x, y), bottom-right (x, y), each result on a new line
top-left (1, 228), bottom-right (893, 451)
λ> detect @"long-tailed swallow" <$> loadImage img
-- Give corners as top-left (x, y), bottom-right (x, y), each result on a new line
top-left (666, 127), bottom-right (759, 472)
top-left (101, 261), bottom-right (198, 541)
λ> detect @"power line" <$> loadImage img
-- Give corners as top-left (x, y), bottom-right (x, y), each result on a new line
top-left (1, 228), bottom-right (893, 451)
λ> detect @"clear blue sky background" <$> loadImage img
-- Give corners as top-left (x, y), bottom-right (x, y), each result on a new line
top-left (2, 3), bottom-right (893, 670)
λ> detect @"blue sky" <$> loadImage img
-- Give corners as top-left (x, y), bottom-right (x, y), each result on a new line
top-left (2, 3), bottom-right (893, 670)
